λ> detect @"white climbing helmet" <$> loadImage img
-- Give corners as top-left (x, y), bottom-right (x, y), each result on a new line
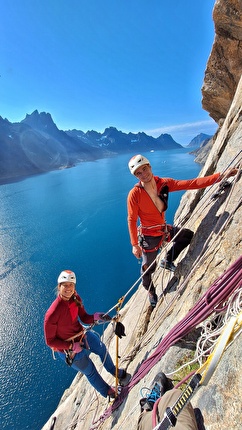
top-left (57, 270), bottom-right (76, 284)
top-left (128, 154), bottom-right (150, 175)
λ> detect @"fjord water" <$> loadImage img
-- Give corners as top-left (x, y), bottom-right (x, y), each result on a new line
top-left (0, 150), bottom-right (201, 430)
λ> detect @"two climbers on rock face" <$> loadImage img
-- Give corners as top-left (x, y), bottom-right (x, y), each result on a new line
top-left (127, 154), bottom-right (238, 308)
top-left (44, 270), bottom-right (130, 399)
top-left (43, 156), bottom-right (238, 404)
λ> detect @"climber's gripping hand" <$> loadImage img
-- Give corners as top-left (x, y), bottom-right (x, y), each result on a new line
top-left (94, 312), bottom-right (112, 323)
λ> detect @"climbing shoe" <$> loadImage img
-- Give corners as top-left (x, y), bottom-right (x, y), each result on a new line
top-left (160, 259), bottom-right (176, 272)
top-left (140, 372), bottom-right (174, 412)
top-left (148, 292), bottom-right (158, 307)
top-left (118, 369), bottom-right (132, 386)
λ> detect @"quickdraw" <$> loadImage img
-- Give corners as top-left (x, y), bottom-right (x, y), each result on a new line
top-left (211, 179), bottom-right (231, 199)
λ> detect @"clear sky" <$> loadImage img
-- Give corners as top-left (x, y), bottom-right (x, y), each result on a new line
top-left (1, 0), bottom-right (218, 145)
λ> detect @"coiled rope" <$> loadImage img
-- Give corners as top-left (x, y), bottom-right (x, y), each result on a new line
top-left (90, 256), bottom-right (242, 429)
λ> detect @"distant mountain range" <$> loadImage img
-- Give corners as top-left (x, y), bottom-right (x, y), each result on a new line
top-left (186, 132), bottom-right (212, 148)
top-left (0, 110), bottom-right (211, 184)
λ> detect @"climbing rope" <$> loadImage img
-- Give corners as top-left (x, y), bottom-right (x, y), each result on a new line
top-left (117, 168), bottom-right (241, 369)
top-left (102, 154), bottom-right (241, 321)
top-left (88, 157), bottom-right (241, 426)
top-left (152, 310), bottom-right (242, 429)
top-left (196, 285), bottom-right (242, 366)
top-left (60, 155), bottom-right (241, 430)
top-left (164, 284), bottom-right (242, 379)
top-left (89, 256), bottom-right (242, 429)
top-left (113, 155), bottom-right (241, 382)
top-left (95, 155), bottom-right (242, 397)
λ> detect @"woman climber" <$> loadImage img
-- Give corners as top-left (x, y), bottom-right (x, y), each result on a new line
top-left (44, 270), bottom-right (130, 398)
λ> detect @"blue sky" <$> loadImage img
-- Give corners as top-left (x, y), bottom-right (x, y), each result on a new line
top-left (1, 0), bottom-right (217, 145)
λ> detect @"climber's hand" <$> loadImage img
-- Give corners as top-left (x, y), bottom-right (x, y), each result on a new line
top-left (94, 312), bottom-right (112, 323)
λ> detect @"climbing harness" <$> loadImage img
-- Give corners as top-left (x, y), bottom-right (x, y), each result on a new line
top-left (152, 310), bottom-right (242, 429)
top-left (63, 330), bottom-right (88, 366)
top-left (51, 328), bottom-right (87, 364)
top-left (138, 224), bottom-right (171, 253)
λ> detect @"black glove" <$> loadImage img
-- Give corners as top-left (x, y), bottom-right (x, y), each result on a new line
top-left (115, 321), bottom-right (126, 339)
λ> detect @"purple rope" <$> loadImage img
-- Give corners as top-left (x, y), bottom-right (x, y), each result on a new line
top-left (129, 256), bottom-right (241, 385)
top-left (91, 256), bottom-right (242, 428)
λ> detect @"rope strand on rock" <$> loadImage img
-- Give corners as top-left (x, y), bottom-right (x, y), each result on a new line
top-left (89, 256), bottom-right (242, 429)
top-left (63, 155), bottom-right (241, 430)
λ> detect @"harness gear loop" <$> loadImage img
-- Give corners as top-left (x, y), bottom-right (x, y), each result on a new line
top-left (64, 349), bottom-right (74, 367)
top-left (138, 224), bottom-right (171, 253)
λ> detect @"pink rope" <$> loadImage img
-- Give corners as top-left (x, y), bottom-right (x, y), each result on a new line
top-left (91, 256), bottom-right (242, 428)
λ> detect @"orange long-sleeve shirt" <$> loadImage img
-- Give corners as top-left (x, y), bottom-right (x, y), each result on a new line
top-left (127, 173), bottom-right (220, 246)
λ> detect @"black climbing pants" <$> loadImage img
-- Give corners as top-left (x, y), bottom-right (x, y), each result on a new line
top-left (140, 227), bottom-right (194, 292)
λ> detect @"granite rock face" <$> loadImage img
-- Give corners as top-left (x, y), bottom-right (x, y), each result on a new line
top-left (42, 1), bottom-right (242, 429)
top-left (42, 78), bottom-right (242, 430)
top-left (202, 0), bottom-right (242, 123)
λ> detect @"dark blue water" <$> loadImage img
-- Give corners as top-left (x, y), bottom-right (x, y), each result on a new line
top-left (0, 150), bottom-right (201, 430)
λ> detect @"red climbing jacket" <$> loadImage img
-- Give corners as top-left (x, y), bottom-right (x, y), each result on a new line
top-left (44, 293), bottom-right (94, 352)
top-left (127, 173), bottom-right (220, 246)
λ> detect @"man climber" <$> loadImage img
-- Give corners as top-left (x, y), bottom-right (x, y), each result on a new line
top-left (137, 372), bottom-right (198, 430)
top-left (127, 154), bottom-right (238, 307)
